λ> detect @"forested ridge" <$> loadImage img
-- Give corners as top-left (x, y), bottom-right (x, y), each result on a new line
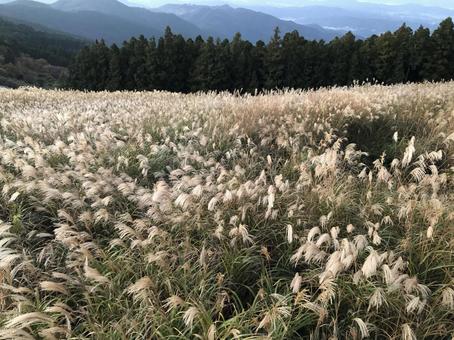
top-left (69, 18), bottom-right (454, 92)
top-left (0, 17), bottom-right (86, 88)
top-left (0, 18), bottom-right (86, 67)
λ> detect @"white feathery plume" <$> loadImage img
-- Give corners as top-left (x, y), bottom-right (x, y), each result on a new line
top-left (406, 295), bottom-right (423, 314)
top-left (361, 247), bottom-right (380, 279)
top-left (0, 329), bottom-right (35, 340)
top-left (207, 324), bottom-right (216, 340)
top-left (392, 131), bottom-right (398, 143)
top-left (9, 191), bottom-right (20, 203)
top-left (5, 312), bottom-right (54, 329)
top-left (401, 324), bottom-right (416, 340)
top-left (39, 327), bottom-right (69, 340)
top-left (39, 281), bottom-right (68, 295)
top-left (125, 277), bottom-right (153, 300)
top-left (286, 224), bottom-right (293, 244)
top-left (307, 227), bottom-right (321, 242)
top-left (353, 318), bottom-right (369, 339)
top-left (441, 287), bottom-right (454, 310)
top-left (199, 245), bottom-right (208, 268)
top-left (368, 287), bottom-right (386, 311)
top-left (291, 273), bottom-right (302, 293)
top-left (183, 306), bottom-right (199, 328)
top-left (402, 137), bottom-right (416, 168)
top-left (163, 295), bottom-right (185, 312)
top-left (83, 258), bottom-right (109, 285)
top-left (316, 233), bottom-right (331, 247)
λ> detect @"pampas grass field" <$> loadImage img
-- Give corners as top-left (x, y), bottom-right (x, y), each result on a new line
top-left (0, 83), bottom-right (453, 339)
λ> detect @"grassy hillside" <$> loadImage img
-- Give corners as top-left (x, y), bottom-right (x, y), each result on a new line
top-left (0, 83), bottom-right (452, 338)
top-left (0, 17), bottom-right (86, 87)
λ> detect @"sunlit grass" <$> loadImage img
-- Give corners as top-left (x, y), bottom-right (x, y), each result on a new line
top-left (0, 83), bottom-right (453, 339)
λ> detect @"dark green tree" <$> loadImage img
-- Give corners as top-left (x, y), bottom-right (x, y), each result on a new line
top-left (281, 31), bottom-right (306, 88)
top-left (264, 27), bottom-right (285, 89)
top-left (106, 43), bottom-right (122, 91)
top-left (409, 26), bottom-right (432, 82)
top-left (430, 17), bottom-right (454, 81)
top-left (68, 18), bottom-right (454, 92)
top-left (191, 37), bottom-right (232, 91)
top-left (392, 24), bottom-right (413, 83)
top-left (329, 32), bottom-right (357, 86)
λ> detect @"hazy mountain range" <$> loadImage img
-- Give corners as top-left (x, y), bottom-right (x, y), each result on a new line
top-left (152, 0), bottom-right (454, 37)
top-left (122, 0), bottom-right (454, 8)
top-left (0, 0), bottom-right (342, 43)
top-left (245, 2), bottom-right (454, 36)
top-left (155, 4), bottom-right (340, 42)
top-left (0, 0), bottom-right (452, 44)
top-left (0, 0), bottom-right (200, 42)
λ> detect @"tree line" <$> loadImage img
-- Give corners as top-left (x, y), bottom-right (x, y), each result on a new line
top-left (68, 18), bottom-right (454, 92)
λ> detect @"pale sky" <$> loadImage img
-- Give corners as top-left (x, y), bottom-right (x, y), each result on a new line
top-left (124, 0), bottom-right (454, 8)
top-left (22, 0), bottom-right (454, 7)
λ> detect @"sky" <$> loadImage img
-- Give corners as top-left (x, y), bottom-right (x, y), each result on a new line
top-left (24, 0), bottom-right (454, 7)
top-left (122, 0), bottom-right (454, 7)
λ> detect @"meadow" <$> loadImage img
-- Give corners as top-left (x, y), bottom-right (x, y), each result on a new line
top-left (0, 83), bottom-right (453, 339)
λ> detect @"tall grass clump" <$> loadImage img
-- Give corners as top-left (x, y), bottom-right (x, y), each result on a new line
top-left (0, 83), bottom-right (452, 339)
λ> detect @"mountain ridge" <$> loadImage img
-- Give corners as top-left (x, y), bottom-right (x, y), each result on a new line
top-left (51, 0), bottom-right (203, 38)
top-left (244, 2), bottom-right (454, 36)
top-left (0, 0), bottom-right (163, 43)
top-left (0, 16), bottom-right (86, 88)
top-left (0, 0), bottom-right (342, 43)
top-left (156, 4), bottom-right (340, 41)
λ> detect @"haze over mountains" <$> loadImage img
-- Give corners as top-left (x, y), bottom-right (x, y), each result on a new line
top-left (247, 1), bottom-right (454, 37)
top-left (0, 0), bottom-right (342, 43)
top-left (155, 4), bottom-right (339, 42)
top-left (0, 0), bottom-right (452, 44)
top-left (147, 0), bottom-right (454, 38)
top-left (0, 0), bottom-right (202, 43)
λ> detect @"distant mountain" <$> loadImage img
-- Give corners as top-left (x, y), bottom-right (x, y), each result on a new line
top-left (0, 0), bottom-right (202, 44)
top-left (52, 0), bottom-right (131, 12)
top-left (329, 2), bottom-right (454, 22)
top-left (0, 0), bottom-right (344, 43)
top-left (52, 0), bottom-right (204, 37)
top-left (225, 0), bottom-right (454, 9)
top-left (0, 0), bottom-right (162, 43)
top-left (155, 4), bottom-right (341, 41)
top-left (347, 0), bottom-right (452, 7)
top-left (248, 2), bottom-right (453, 37)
